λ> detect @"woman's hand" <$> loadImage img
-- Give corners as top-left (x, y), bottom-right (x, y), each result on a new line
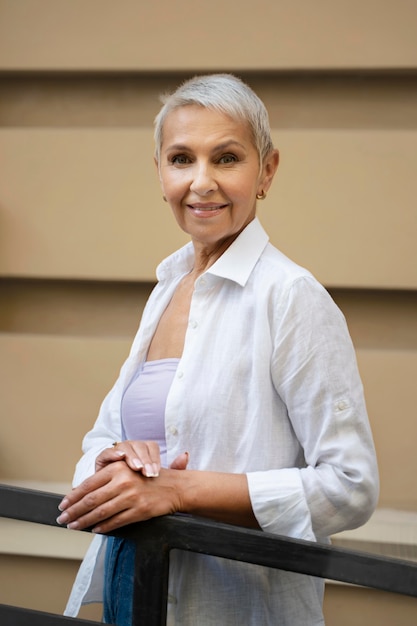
top-left (95, 440), bottom-right (162, 477)
top-left (57, 447), bottom-right (190, 533)
top-left (57, 461), bottom-right (185, 534)
top-left (95, 441), bottom-right (189, 477)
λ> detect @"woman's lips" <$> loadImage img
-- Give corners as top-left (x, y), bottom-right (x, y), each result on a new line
top-left (187, 202), bottom-right (228, 216)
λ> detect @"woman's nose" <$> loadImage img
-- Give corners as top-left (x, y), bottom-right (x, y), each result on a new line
top-left (189, 163), bottom-right (218, 196)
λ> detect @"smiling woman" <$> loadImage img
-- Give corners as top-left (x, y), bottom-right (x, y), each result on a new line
top-left (60, 74), bottom-right (379, 626)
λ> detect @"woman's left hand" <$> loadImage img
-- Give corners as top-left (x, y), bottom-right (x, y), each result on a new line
top-left (56, 460), bottom-right (184, 534)
top-left (95, 440), bottom-right (162, 477)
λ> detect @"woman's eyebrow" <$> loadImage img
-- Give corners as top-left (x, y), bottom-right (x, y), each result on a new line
top-left (164, 143), bottom-right (189, 153)
top-left (164, 140), bottom-right (246, 154)
top-left (213, 140), bottom-right (246, 152)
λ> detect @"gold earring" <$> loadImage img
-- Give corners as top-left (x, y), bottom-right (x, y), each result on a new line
top-left (256, 190), bottom-right (266, 200)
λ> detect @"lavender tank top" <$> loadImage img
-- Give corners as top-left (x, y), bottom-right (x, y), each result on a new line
top-left (121, 358), bottom-right (179, 468)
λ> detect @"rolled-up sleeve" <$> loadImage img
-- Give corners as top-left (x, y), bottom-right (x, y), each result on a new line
top-left (248, 277), bottom-right (379, 540)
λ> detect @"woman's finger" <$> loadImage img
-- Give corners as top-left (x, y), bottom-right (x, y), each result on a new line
top-left (122, 440), bottom-right (161, 477)
top-left (169, 451), bottom-right (189, 470)
top-left (57, 465), bottom-right (116, 524)
top-left (95, 446), bottom-right (126, 472)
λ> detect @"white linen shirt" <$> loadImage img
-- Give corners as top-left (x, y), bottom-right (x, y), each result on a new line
top-left (65, 217), bottom-right (379, 625)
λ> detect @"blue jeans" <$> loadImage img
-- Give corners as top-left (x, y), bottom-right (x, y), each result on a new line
top-left (103, 536), bottom-right (136, 626)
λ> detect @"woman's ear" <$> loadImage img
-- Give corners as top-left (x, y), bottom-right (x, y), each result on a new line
top-left (154, 156), bottom-right (161, 180)
top-left (154, 157), bottom-right (168, 202)
top-left (260, 149), bottom-right (279, 194)
top-left (154, 156), bottom-right (166, 197)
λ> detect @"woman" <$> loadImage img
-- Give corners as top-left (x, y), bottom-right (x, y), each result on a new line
top-left (59, 74), bottom-right (379, 625)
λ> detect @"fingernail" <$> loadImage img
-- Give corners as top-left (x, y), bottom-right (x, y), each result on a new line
top-left (56, 512), bottom-right (69, 525)
top-left (145, 463), bottom-right (158, 477)
top-left (58, 498), bottom-right (69, 512)
top-left (152, 463), bottom-right (160, 476)
top-left (67, 521), bottom-right (79, 530)
top-left (133, 458), bottom-right (144, 469)
top-left (116, 450), bottom-right (125, 457)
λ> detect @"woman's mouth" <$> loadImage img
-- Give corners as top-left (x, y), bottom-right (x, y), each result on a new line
top-left (187, 203), bottom-right (228, 216)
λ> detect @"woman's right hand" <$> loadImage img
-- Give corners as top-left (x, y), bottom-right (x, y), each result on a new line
top-left (95, 441), bottom-right (189, 477)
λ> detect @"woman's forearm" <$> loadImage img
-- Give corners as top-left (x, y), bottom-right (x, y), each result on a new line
top-left (173, 469), bottom-right (260, 529)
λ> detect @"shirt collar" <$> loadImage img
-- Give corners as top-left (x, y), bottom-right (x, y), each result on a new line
top-left (156, 217), bottom-right (269, 287)
top-left (207, 217), bottom-right (269, 286)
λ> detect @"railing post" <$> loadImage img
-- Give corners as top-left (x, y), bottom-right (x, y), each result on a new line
top-left (131, 531), bottom-right (170, 626)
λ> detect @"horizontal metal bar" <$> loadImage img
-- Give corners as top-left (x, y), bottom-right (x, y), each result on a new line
top-left (2, 484), bottom-right (417, 599)
top-left (121, 514), bottom-right (417, 598)
top-left (0, 604), bottom-right (111, 625)
top-left (0, 483), bottom-right (63, 527)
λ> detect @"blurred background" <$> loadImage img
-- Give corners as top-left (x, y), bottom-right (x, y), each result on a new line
top-left (0, 1), bottom-right (416, 623)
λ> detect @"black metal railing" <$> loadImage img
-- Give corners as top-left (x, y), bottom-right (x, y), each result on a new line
top-left (1, 484), bottom-right (417, 625)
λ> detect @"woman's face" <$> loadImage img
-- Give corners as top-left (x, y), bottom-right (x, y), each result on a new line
top-left (157, 105), bottom-right (278, 253)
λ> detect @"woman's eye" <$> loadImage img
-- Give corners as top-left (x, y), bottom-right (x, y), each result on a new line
top-left (218, 154), bottom-right (238, 164)
top-left (171, 154), bottom-right (191, 165)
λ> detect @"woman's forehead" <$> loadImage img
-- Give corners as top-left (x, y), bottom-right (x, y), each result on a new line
top-left (161, 105), bottom-right (253, 148)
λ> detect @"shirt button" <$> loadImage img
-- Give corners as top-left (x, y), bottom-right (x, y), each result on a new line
top-left (336, 400), bottom-right (349, 411)
top-left (199, 278), bottom-right (207, 286)
top-left (169, 425), bottom-right (178, 436)
top-left (189, 319), bottom-right (198, 329)
top-left (177, 370), bottom-right (184, 379)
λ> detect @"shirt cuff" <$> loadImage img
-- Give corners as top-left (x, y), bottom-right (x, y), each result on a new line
top-left (247, 468), bottom-right (316, 541)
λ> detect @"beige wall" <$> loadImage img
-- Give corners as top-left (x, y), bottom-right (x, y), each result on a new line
top-left (1, 0), bottom-right (417, 70)
top-left (0, 0), bottom-right (416, 622)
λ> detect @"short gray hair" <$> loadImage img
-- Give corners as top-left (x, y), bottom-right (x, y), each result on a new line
top-left (154, 74), bottom-right (274, 163)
